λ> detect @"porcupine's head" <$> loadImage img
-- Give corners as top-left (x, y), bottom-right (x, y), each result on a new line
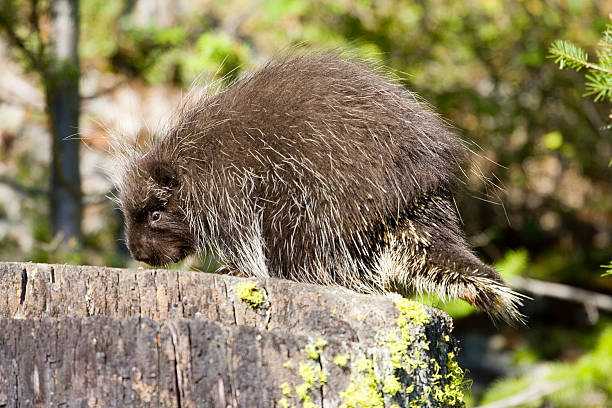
top-left (119, 155), bottom-right (197, 267)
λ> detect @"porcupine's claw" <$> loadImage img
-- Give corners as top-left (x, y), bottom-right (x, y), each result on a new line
top-left (214, 263), bottom-right (247, 277)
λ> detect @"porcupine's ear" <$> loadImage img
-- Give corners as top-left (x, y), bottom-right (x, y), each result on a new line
top-left (150, 161), bottom-right (179, 189)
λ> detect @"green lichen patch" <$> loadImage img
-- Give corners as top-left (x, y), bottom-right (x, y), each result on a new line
top-left (295, 358), bottom-right (328, 407)
top-left (356, 356), bottom-right (374, 373)
top-left (235, 281), bottom-right (266, 308)
top-left (382, 374), bottom-right (402, 395)
top-left (299, 361), bottom-right (319, 386)
top-left (314, 338), bottom-right (328, 348)
top-left (378, 299), bottom-right (467, 407)
top-left (295, 382), bottom-right (310, 399)
top-left (385, 300), bottom-right (431, 370)
top-left (339, 356), bottom-right (384, 408)
top-left (422, 345), bottom-right (467, 407)
top-left (295, 382), bottom-right (315, 408)
top-left (436, 352), bottom-right (467, 406)
top-left (395, 299), bottom-right (430, 327)
top-left (276, 338), bottom-right (332, 407)
top-left (305, 338), bottom-right (328, 360)
top-left (279, 382), bottom-right (292, 396)
top-left (319, 368), bottom-right (328, 384)
top-left (334, 353), bottom-right (350, 367)
top-left (277, 397), bottom-right (291, 408)
top-left (275, 299), bottom-right (466, 407)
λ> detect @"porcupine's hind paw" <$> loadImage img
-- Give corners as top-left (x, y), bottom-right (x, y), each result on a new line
top-left (377, 189), bottom-right (528, 324)
top-left (379, 231), bottom-right (528, 325)
top-left (429, 246), bottom-right (528, 326)
top-left (458, 270), bottom-right (528, 326)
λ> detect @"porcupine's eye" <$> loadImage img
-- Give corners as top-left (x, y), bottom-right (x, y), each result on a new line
top-left (150, 210), bottom-right (162, 224)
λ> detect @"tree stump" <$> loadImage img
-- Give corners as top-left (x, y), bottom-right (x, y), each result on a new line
top-left (0, 262), bottom-right (466, 407)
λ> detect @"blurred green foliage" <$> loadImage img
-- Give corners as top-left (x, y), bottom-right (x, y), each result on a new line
top-left (602, 262), bottom-right (612, 277)
top-left (481, 324), bottom-right (612, 407)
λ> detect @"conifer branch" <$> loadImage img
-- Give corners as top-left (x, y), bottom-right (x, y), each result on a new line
top-left (549, 40), bottom-right (612, 75)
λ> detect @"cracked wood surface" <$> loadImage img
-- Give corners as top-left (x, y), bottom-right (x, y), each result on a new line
top-left (0, 262), bottom-right (463, 407)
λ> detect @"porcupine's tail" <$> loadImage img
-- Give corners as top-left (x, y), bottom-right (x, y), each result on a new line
top-left (376, 189), bottom-right (526, 325)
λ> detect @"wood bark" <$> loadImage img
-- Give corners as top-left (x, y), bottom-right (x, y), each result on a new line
top-left (0, 262), bottom-right (465, 407)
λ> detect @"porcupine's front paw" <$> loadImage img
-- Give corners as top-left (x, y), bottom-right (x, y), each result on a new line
top-left (214, 263), bottom-right (247, 277)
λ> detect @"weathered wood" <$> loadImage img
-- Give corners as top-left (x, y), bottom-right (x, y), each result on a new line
top-left (0, 262), bottom-right (466, 407)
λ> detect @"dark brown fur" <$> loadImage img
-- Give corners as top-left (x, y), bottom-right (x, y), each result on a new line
top-left (117, 53), bottom-right (524, 323)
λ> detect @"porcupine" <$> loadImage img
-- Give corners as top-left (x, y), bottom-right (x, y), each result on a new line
top-left (114, 52), bottom-right (524, 323)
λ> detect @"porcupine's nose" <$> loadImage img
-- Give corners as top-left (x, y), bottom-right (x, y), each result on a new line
top-left (132, 249), bottom-right (159, 266)
top-left (131, 248), bottom-right (148, 263)
top-left (126, 236), bottom-right (151, 264)
top-left (129, 245), bottom-right (146, 262)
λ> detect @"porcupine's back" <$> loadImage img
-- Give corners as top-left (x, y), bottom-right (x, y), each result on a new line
top-left (160, 53), bottom-right (467, 287)
top-left (143, 53), bottom-right (516, 322)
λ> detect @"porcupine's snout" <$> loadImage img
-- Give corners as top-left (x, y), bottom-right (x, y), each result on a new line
top-left (126, 225), bottom-right (195, 267)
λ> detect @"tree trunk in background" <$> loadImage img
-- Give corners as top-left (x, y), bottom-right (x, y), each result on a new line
top-left (45, 0), bottom-right (82, 242)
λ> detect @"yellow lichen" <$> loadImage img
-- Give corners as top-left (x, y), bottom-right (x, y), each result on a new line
top-left (339, 356), bottom-right (384, 408)
top-left (295, 383), bottom-right (310, 400)
top-left (409, 393), bottom-right (428, 408)
top-left (280, 382), bottom-right (292, 396)
top-left (395, 299), bottom-right (430, 327)
top-left (355, 356), bottom-right (373, 373)
top-left (426, 352), bottom-right (467, 406)
top-left (379, 299), bottom-right (466, 406)
top-left (294, 359), bottom-right (326, 407)
top-left (382, 374), bottom-right (402, 395)
top-left (387, 300), bottom-right (430, 370)
top-left (298, 361), bottom-right (318, 386)
top-left (333, 353), bottom-right (350, 367)
top-left (306, 338), bottom-right (327, 360)
top-left (314, 338), bottom-right (328, 348)
top-left (295, 382), bottom-right (315, 408)
top-left (276, 298), bottom-right (466, 407)
top-left (235, 281), bottom-right (265, 308)
top-left (319, 368), bottom-right (328, 384)
top-left (440, 352), bottom-right (467, 406)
